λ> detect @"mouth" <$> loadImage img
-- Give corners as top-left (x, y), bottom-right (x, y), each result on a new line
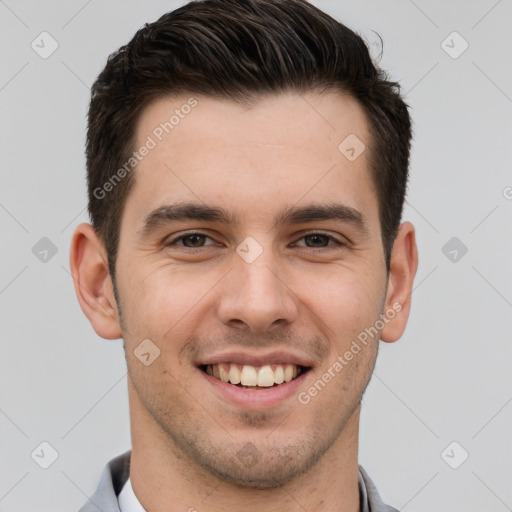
top-left (199, 363), bottom-right (310, 389)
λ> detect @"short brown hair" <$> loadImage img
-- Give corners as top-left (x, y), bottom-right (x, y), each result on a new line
top-left (86, 0), bottom-right (412, 279)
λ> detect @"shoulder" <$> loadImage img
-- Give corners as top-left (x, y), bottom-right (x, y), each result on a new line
top-left (358, 465), bottom-right (399, 512)
top-left (77, 450), bottom-right (131, 512)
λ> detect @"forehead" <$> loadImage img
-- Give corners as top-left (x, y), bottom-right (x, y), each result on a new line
top-left (124, 91), bottom-right (378, 232)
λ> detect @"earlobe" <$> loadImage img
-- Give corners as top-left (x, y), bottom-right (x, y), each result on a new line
top-left (69, 223), bottom-right (122, 340)
top-left (380, 221), bottom-right (418, 343)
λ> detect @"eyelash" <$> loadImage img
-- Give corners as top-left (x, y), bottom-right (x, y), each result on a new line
top-left (164, 231), bottom-right (346, 251)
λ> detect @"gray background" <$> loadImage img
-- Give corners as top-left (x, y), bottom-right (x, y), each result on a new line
top-left (1, 0), bottom-right (511, 510)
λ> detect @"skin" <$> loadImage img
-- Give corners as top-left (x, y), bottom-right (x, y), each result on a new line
top-left (71, 91), bottom-right (418, 512)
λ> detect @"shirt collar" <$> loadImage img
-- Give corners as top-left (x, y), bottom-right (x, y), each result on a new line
top-left (118, 476), bottom-right (147, 512)
top-left (117, 463), bottom-right (396, 512)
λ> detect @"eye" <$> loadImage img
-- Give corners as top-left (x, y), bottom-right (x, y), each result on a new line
top-left (294, 232), bottom-right (344, 249)
top-left (165, 231), bottom-right (216, 249)
top-left (164, 231), bottom-right (345, 251)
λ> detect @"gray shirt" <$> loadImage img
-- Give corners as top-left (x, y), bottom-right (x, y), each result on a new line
top-left (78, 451), bottom-right (398, 512)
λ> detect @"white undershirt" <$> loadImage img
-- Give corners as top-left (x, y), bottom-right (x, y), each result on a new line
top-left (118, 477), bottom-right (147, 512)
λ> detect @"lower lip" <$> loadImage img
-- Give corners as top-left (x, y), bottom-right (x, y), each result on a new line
top-left (198, 368), bottom-right (310, 409)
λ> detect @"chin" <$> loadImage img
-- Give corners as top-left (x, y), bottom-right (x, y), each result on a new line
top-left (195, 438), bottom-right (330, 490)
top-left (204, 460), bottom-right (305, 490)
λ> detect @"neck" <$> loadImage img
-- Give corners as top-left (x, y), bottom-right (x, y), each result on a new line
top-left (128, 381), bottom-right (361, 512)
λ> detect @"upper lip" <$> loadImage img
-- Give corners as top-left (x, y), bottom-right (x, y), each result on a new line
top-left (197, 350), bottom-right (315, 368)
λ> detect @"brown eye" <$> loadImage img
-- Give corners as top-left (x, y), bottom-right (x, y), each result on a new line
top-left (165, 232), bottom-right (215, 249)
top-left (181, 234), bottom-right (207, 247)
top-left (304, 234), bottom-right (331, 247)
top-left (295, 232), bottom-right (344, 249)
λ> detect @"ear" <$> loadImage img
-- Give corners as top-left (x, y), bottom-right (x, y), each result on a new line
top-left (69, 223), bottom-right (122, 340)
top-left (380, 221), bottom-right (418, 343)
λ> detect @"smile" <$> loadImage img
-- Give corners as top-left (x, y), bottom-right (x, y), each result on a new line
top-left (201, 363), bottom-right (308, 388)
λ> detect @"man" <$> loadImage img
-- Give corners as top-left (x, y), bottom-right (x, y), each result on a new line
top-left (70, 0), bottom-right (418, 510)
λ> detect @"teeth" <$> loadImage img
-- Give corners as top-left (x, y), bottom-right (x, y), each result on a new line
top-left (219, 365), bottom-right (230, 383)
top-left (228, 364), bottom-right (241, 384)
top-left (240, 365), bottom-right (258, 386)
top-left (206, 363), bottom-right (304, 387)
top-left (274, 365), bottom-right (284, 384)
top-left (284, 364), bottom-right (294, 382)
top-left (257, 365), bottom-right (275, 387)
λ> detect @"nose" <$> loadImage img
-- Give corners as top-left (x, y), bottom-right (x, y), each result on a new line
top-left (216, 248), bottom-right (299, 334)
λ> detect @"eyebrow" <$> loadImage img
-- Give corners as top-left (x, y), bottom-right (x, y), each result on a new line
top-left (138, 201), bottom-right (367, 238)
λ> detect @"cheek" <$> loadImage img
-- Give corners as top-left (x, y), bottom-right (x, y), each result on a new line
top-left (121, 264), bottom-right (218, 340)
top-left (298, 266), bottom-right (386, 341)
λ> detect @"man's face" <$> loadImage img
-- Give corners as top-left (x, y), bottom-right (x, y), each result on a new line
top-left (114, 91), bottom-right (389, 487)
